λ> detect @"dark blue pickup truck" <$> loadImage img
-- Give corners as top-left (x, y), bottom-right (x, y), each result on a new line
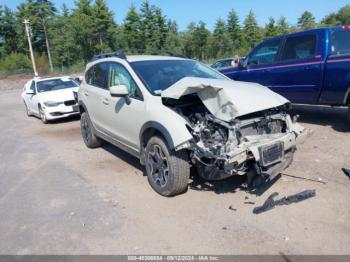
top-left (220, 25), bottom-right (350, 120)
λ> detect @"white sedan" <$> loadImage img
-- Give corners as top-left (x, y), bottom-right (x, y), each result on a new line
top-left (21, 76), bottom-right (80, 124)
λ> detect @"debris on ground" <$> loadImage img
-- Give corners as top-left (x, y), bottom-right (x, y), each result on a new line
top-left (228, 206), bottom-right (237, 211)
top-left (282, 174), bottom-right (326, 184)
top-left (222, 226), bottom-right (228, 230)
top-left (253, 190), bottom-right (316, 214)
top-left (244, 201), bottom-right (255, 205)
top-left (342, 168), bottom-right (350, 179)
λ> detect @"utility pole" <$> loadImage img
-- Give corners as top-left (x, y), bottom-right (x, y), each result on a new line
top-left (23, 19), bottom-right (38, 77)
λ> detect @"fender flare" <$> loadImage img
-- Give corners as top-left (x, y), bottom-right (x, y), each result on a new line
top-left (139, 121), bottom-right (175, 150)
top-left (78, 101), bottom-right (88, 114)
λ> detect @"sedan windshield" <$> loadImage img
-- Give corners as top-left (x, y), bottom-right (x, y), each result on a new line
top-left (130, 60), bottom-right (226, 95)
top-left (37, 79), bottom-right (79, 93)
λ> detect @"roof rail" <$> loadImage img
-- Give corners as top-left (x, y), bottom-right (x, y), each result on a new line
top-left (129, 49), bottom-right (187, 58)
top-left (92, 50), bottom-right (127, 61)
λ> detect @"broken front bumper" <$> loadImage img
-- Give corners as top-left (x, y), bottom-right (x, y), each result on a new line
top-left (222, 125), bottom-right (310, 180)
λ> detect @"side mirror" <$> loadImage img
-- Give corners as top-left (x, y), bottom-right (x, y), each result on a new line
top-left (110, 85), bottom-right (129, 97)
top-left (26, 89), bottom-right (35, 95)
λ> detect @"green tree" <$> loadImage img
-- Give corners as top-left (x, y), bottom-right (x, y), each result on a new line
top-left (32, 0), bottom-right (57, 71)
top-left (226, 9), bottom-right (240, 53)
top-left (211, 18), bottom-right (231, 58)
top-left (336, 5), bottom-right (350, 25)
top-left (71, 0), bottom-right (95, 62)
top-left (0, 6), bottom-right (18, 54)
top-left (192, 21), bottom-right (209, 60)
top-left (164, 20), bottom-right (183, 53)
top-left (276, 16), bottom-right (289, 35)
top-left (49, 4), bottom-right (79, 69)
top-left (92, 0), bottom-right (117, 53)
top-left (123, 4), bottom-right (142, 50)
top-left (242, 10), bottom-right (261, 50)
top-left (265, 17), bottom-right (278, 38)
top-left (140, 0), bottom-right (155, 50)
top-left (183, 21), bottom-right (196, 58)
top-left (298, 11), bottom-right (316, 29)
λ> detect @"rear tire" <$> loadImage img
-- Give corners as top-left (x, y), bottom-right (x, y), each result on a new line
top-left (80, 112), bottom-right (102, 148)
top-left (347, 106), bottom-right (350, 123)
top-left (145, 136), bottom-right (190, 197)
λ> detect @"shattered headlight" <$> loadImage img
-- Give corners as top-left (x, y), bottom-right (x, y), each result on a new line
top-left (44, 101), bottom-right (63, 107)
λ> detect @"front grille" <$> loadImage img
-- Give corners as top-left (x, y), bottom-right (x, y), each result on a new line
top-left (64, 100), bottom-right (76, 106)
top-left (239, 119), bottom-right (286, 137)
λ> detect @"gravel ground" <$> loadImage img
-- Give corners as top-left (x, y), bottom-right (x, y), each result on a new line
top-left (0, 79), bottom-right (350, 255)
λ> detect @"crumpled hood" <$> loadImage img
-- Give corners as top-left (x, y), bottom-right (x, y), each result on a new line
top-left (38, 87), bottom-right (79, 102)
top-left (161, 77), bottom-right (289, 121)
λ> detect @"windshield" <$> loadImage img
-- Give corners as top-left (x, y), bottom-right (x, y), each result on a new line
top-left (37, 79), bottom-right (79, 93)
top-left (130, 60), bottom-right (226, 95)
top-left (331, 29), bottom-right (350, 55)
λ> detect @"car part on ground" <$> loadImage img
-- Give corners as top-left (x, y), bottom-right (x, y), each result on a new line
top-left (342, 168), bottom-right (350, 179)
top-left (253, 189), bottom-right (316, 214)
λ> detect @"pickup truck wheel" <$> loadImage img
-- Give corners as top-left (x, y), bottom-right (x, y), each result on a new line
top-left (347, 106), bottom-right (350, 123)
top-left (80, 112), bottom-right (102, 148)
top-left (145, 136), bottom-right (190, 196)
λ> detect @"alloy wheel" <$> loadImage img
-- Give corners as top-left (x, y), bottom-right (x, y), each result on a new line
top-left (147, 144), bottom-right (169, 188)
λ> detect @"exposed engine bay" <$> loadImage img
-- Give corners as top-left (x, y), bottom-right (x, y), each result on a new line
top-left (163, 94), bottom-right (305, 182)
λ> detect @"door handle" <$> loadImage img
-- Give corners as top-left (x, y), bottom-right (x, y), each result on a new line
top-left (83, 91), bottom-right (89, 96)
top-left (102, 98), bottom-right (109, 105)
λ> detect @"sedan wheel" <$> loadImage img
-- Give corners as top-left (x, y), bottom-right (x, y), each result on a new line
top-left (39, 107), bottom-right (48, 124)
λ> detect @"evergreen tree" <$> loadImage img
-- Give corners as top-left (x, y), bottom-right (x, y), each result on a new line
top-left (183, 21), bottom-right (196, 58)
top-left (50, 4), bottom-right (79, 69)
top-left (140, 0), bottom-right (155, 50)
top-left (226, 9), bottom-right (240, 53)
top-left (212, 18), bottom-right (231, 58)
top-left (123, 4), bottom-right (142, 50)
top-left (298, 11), bottom-right (316, 29)
top-left (242, 10), bottom-right (261, 50)
top-left (92, 0), bottom-right (117, 53)
top-left (164, 20), bottom-right (183, 53)
top-left (0, 6), bottom-right (18, 54)
top-left (192, 21), bottom-right (209, 60)
top-left (71, 0), bottom-right (95, 62)
top-left (276, 16), bottom-right (289, 35)
top-left (265, 17), bottom-right (278, 38)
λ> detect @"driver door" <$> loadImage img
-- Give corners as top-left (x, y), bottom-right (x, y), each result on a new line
top-left (101, 62), bottom-right (145, 151)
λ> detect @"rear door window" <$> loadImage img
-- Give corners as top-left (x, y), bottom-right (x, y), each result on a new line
top-left (93, 63), bottom-right (109, 89)
top-left (248, 39), bottom-right (281, 66)
top-left (331, 29), bottom-right (350, 55)
top-left (280, 34), bottom-right (317, 61)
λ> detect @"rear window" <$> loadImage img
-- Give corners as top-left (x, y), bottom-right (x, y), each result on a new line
top-left (331, 29), bottom-right (350, 55)
top-left (280, 34), bottom-right (317, 61)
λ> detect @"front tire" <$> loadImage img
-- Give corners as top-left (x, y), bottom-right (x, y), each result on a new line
top-left (80, 112), bottom-right (102, 148)
top-left (24, 102), bottom-right (31, 117)
top-left (145, 136), bottom-right (190, 197)
top-left (39, 106), bottom-right (48, 124)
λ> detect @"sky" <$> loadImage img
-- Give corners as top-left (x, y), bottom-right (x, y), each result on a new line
top-left (1, 0), bottom-right (349, 31)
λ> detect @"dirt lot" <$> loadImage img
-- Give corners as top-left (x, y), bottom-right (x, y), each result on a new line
top-left (0, 78), bottom-right (350, 255)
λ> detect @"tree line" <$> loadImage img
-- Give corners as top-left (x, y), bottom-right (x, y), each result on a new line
top-left (0, 0), bottom-right (350, 73)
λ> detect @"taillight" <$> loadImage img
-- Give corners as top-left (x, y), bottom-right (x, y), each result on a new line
top-left (342, 25), bottom-right (350, 30)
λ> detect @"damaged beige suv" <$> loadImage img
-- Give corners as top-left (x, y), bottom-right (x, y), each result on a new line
top-left (78, 51), bottom-right (308, 196)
